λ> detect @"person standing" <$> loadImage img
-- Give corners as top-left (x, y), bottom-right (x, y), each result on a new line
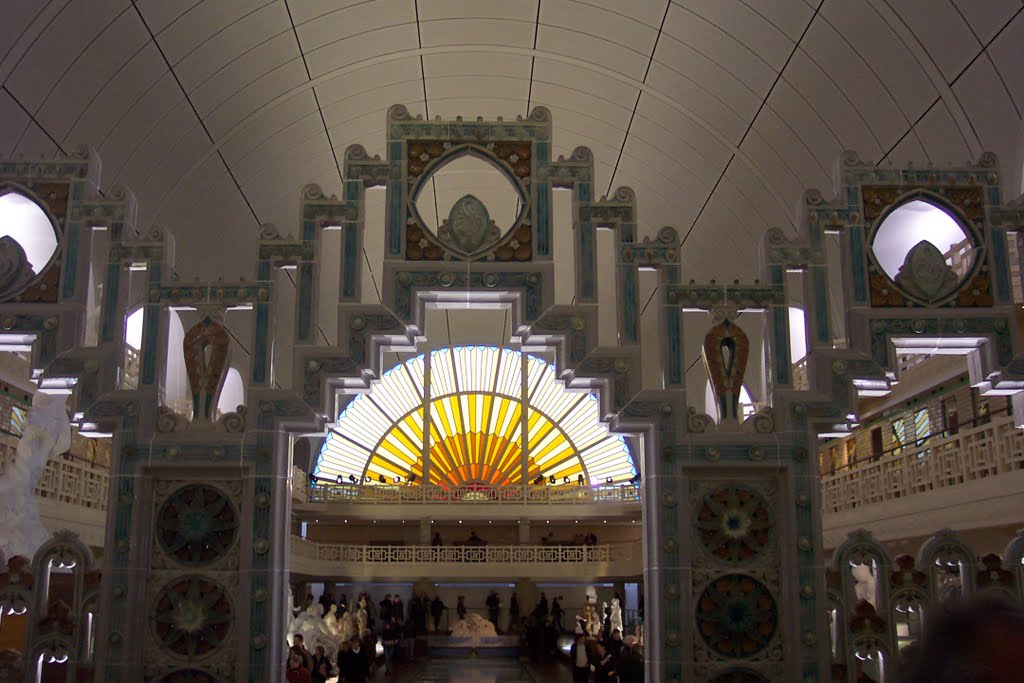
top-left (290, 633), bottom-right (314, 671)
top-left (508, 591), bottom-right (520, 633)
top-left (486, 591), bottom-right (501, 631)
top-left (309, 644), bottom-right (330, 683)
top-left (393, 594), bottom-right (405, 623)
top-left (615, 635), bottom-right (644, 683)
top-left (382, 617), bottom-right (400, 675)
top-left (286, 652), bottom-right (312, 683)
top-left (456, 595), bottom-right (467, 621)
top-left (380, 594), bottom-right (393, 623)
top-left (537, 592), bottom-right (549, 619)
top-left (339, 635), bottom-right (370, 683)
top-left (430, 595), bottom-right (445, 632)
top-left (569, 634), bottom-right (591, 683)
top-left (551, 597), bottom-right (564, 632)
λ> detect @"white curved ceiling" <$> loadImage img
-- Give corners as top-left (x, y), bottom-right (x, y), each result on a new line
top-left (1, 0), bottom-right (1022, 286)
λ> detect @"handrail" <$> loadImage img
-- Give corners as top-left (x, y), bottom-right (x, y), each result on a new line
top-left (291, 538), bottom-right (636, 564)
top-left (820, 413), bottom-right (1024, 515)
top-left (302, 482), bottom-right (641, 505)
top-left (0, 445), bottom-right (109, 511)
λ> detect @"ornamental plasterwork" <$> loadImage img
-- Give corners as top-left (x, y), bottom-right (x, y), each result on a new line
top-left (150, 481), bottom-right (242, 573)
top-left (691, 480), bottom-right (778, 570)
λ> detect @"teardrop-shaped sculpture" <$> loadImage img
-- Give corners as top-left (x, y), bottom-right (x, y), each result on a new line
top-left (439, 194), bottom-right (501, 256)
top-left (894, 240), bottom-right (960, 302)
top-left (703, 318), bottom-right (750, 422)
top-left (183, 314), bottom-right (231, 422)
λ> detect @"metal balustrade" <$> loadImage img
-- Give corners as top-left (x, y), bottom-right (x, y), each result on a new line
top-left (0, 446), bottom-right (109, 512)
top-left (821, 413), bottom-right (1024, 515)
top-left (291, 537), bottom-right (635, 565)
top-left (302, 481), bottom-right (641, 505)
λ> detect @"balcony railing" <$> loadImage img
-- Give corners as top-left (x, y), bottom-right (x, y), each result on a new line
top-left (0, 446), bottom-right (109, 512)
top-left (291, 538), bottom-right (636, 564)
top-left (302, 481), bottom-right (641, 505)
top-left (821, 413), bottom-right (1024, 515)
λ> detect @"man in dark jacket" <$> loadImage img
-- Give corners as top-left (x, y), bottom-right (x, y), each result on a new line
top-left (430, 595), bottom-right (445, 632)
top-left (339, 635), bottom-right (370, 683)
top-left (569, 634), bottom-right (591, 683)
top-left (614, 636), bottom-right (644, 683)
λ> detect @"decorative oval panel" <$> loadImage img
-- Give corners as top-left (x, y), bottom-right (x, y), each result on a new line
top-left (870, 199), bottom-right (977, 304)
top-left (409, 151), bottom-right (527, 260)
top-left (0, 191), bottom-right (60, 300)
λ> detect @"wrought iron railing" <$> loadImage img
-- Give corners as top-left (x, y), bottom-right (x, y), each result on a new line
top-left (303, 481), bottom-right (641, 505)
top-left (821, 413), bottom-right (1024, 514)
top-left (291, 538), bottom-right (636, 565)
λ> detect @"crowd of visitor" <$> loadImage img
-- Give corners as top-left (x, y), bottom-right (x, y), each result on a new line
top-left (288, 589), bottom-right (646, 681)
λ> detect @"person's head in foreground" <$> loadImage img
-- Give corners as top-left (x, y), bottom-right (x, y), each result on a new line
top-left (901, 594), bottom-right (1024, 683)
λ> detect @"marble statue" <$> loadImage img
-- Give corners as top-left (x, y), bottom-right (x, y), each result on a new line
top-left (451, 612), bottom-right (497, 637)
top-left (610, 598), bottom-right (623, 635)
top-left (0, 392), bottom-right (71, 560)
top-left (356, 596), bottom-right (368, 635)
top-left (852, 564), bottom-right (877, 607)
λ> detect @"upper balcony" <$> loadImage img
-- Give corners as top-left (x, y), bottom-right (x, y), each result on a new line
top-left (291, 472), bottom-right (642, 521)
top-left (821, 412), bottom-right (1024, 549)
top-left (289, 537), bottom-right (641, 581)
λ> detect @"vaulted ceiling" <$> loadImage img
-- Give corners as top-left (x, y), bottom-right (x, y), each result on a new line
top-left (2, 0), bottom-right (1023, 341)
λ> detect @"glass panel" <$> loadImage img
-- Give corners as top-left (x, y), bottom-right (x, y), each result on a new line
top-left (314, 346), bottom-right (637, 487)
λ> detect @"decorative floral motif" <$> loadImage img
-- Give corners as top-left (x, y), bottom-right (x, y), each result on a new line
top-left (153, 576), bottom-right (232, 657)
top-left (697, 486), bottom-right (772, 564)
top-left (697, 574), bottom-right (777, 658)
top-left (156, 485), bottom-right (238, 566)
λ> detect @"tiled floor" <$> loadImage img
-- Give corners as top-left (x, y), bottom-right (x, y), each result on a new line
top-left (412, 658), bottom-right (535, 682)
top-left (331, 655), bottom-right (572, 683)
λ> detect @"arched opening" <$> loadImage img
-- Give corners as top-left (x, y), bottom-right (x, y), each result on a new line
top-left (314, 346), bottom-right (636, 488)
top-left (413, 152), bottom-right (523, 237)
top-left (216, 367), bottom-right (244, 417)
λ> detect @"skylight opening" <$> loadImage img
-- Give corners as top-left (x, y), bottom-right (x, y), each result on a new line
top-left (413, 154), bottom-right (522, 235)
top-left (0, 191), bottom-right (58, 274)
top-left (872, 200), bottom-right (973, 282)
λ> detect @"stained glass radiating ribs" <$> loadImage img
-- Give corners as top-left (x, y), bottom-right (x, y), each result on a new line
top-left (314, 346), bottom-right (636, 487)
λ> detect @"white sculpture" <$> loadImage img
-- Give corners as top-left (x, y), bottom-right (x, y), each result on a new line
top-left (0, 393), bottom-right (71, 559)
top-left (451, 612), bottom-right (497, 638)
top-left (610, 597), bottom-right (623, 635)
top-left (852, 564), bottom-right (877, 607)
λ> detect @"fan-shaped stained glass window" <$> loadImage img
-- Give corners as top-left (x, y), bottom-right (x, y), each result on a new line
top-left (313, 346), bottom-right (636, 488)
